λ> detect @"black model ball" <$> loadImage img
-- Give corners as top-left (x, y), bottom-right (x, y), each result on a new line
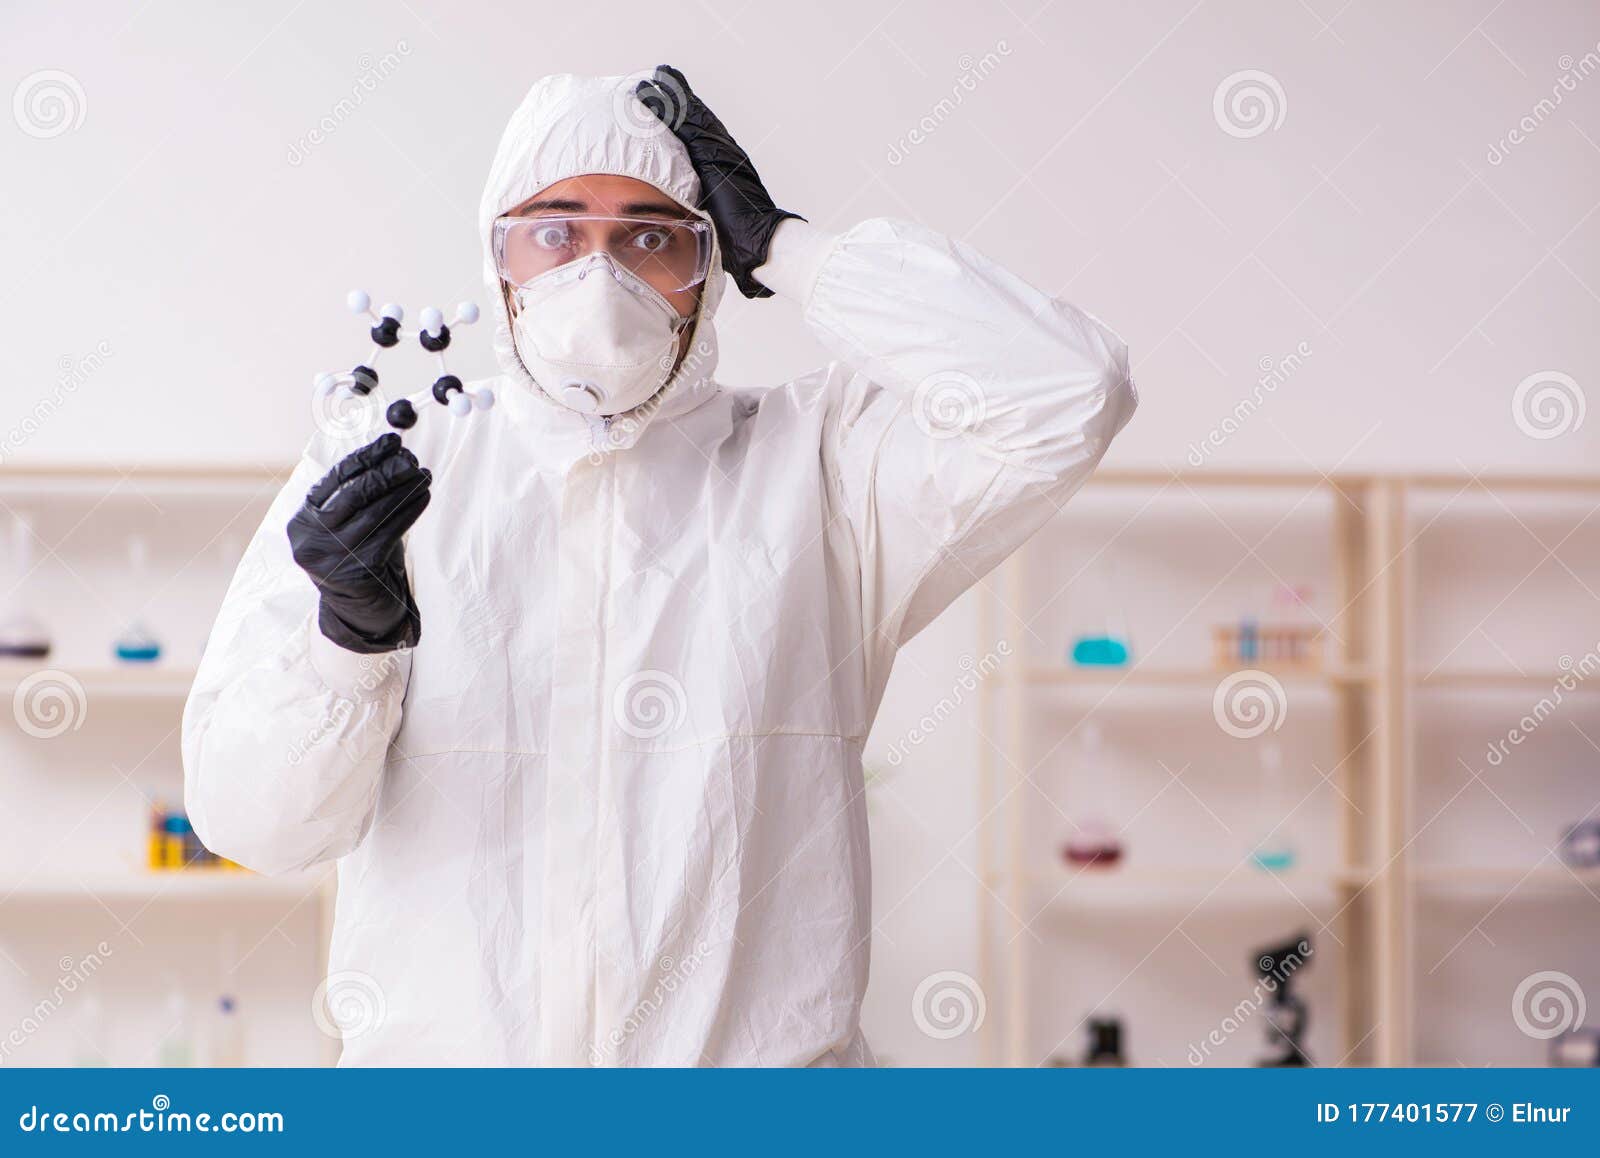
top-left (386, 399), bottom-right (418, 429)
top-left (370, 316), bottom-right (402, 348)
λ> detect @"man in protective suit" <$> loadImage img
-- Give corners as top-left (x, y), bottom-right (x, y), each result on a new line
top-left (184, 67), bottom-right (1136, 1066)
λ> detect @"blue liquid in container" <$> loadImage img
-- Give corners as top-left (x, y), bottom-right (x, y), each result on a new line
top-left (1252, 848), bottom-right (1296, 872)
top-left (1071, 636), bottom-right (1130, 667)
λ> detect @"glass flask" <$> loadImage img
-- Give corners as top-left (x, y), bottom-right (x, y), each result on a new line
top-left (1062, 720), bottom-right (1124, 868)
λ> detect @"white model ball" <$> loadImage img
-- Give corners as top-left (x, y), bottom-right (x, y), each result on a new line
top-left (380, 302), bottom-right (404, 322)
top-left (314, 372), bottom-right (338, 396)
top-left (346, 290), bottom-right (370, 313)
top-left (454, 302), bottom-right (480, 325)
top-left (420, 306), bottom-right (444, 334)
top-left (448, 392), bottom-right (472, 417)
top-left (472, 387), bottom-right (496, 411)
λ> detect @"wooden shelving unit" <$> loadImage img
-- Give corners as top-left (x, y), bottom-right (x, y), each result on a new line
top-left (976, 469), bottom-right (1600, 1067)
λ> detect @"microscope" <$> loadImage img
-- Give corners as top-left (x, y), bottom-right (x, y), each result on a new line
top-left (1253, 933), bottom-right (1312, 1067)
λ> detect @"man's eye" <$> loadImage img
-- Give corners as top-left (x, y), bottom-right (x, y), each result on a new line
top-left (632, 229), bottom-right (669, 252)
top-left (531, 225), bottom-right (569, 249)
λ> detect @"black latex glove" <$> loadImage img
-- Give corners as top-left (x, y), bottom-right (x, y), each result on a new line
top-left (287, 433), bottom-right (431, 654)
top-left (635, 64), bottom-right (801, 299)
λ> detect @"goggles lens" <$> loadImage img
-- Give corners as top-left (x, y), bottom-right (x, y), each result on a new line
top-left (494, 214), bottom-right (712, 294)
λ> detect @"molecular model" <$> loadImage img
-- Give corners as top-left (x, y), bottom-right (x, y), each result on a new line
top-left (312, 291), bottom-right (495, 431)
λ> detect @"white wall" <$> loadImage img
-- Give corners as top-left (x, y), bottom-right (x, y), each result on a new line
top-left (4, 0), bottom-right (1599, 1066)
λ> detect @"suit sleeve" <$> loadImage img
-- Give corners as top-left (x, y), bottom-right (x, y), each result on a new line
top-left (182, 431), bottom-right (409, 875)
top-left (758, 217), bottom-right (1136, 678)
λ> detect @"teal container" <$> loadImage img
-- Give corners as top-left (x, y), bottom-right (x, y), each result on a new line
top-left (1071, 636), bottom-right (1130, 667)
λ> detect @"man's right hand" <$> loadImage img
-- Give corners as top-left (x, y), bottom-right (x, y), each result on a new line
top-left (288, 433), bottom-right (431, 654)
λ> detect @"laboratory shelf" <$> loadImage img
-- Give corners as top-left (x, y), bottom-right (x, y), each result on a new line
top-left (0, 870), bottom-right (332, 903)
top-left (0, 462), bottom-right (286, 503)
top-left (1012, 664), bottom-right (1373, 688)
top-left (0, 663), bottom-right (197, 700)
top-left (1413, 669), bottom-right (1600, 691)
top-left (998, 865), bottom-right (1370, 893)
top-left (1409, 864), bottom-right (1600, 892)
top-left (979, 475), bottom-right (1421, 1066)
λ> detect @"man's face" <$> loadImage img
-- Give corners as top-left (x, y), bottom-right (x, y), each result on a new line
top-left (504, 173), bottom-right (704, 320)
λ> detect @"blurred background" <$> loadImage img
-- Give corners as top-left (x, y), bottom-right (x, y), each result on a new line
top-left (2, 0), bottom-right (1598, 1067)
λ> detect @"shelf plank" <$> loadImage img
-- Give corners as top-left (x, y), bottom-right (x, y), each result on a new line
top-left (1415, 670), bottom-right (1600, 690)
top-left (0, 664), bottom-right (197, 700)
top-left (1012, 664), bottom-right (1372, 687)
top-left (1411, 864), bottom-right (1600, 890)
top-left (994, 865), bottom-right (1371, 890)
top-left (0, 870), bottom-right (331, 903)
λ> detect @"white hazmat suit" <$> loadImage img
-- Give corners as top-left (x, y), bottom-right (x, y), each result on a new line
top-left (183, 73), bottom-right (1136, 1065)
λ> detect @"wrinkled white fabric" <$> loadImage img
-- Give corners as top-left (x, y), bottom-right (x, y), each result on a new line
top-left (183, 72), bottom-right (1136, 1066)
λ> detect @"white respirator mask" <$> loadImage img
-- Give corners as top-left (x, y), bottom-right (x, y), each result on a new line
top-left (509, 254), bottom-right (691, 416)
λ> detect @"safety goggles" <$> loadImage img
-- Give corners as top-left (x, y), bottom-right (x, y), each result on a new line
top-left (492, 214), bottom-right (713, 294)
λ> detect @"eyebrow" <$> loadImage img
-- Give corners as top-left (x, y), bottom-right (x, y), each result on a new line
top-left (512, 197), bottom-right (691, 220)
